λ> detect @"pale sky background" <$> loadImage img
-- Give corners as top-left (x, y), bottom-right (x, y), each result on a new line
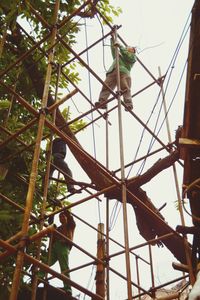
top-left (37, 1), bottom-right (196, 299)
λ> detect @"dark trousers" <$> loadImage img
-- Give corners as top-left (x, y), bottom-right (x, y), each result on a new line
top-left (99, 69), bottom-right (132, 105)
top-left (49, 153), bottom-right (74, 192)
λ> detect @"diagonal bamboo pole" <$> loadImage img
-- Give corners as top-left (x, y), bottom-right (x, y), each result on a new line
top-left (0, 32), bottom-right (51, 80)
top-left (47, 88), bottom-right (78, 112)
top-left (0, 118), bottom-right (38, 150)
top-left (0, 125), bottom-right (30, 148)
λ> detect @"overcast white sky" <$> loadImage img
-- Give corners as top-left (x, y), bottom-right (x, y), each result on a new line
top-left (44, 1), bottom-right (196, 299)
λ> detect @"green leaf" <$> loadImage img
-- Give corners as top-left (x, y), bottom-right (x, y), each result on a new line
top-left (0, 100), bottom-right (10, 110)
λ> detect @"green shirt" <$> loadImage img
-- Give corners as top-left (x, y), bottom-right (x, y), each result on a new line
top-left (107, 39), bottom-right (137, 75)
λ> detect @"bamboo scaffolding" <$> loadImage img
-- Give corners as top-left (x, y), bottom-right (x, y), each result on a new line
top-left (0, 1), bottom-right (194, 299)
top-left (70, 212), bottom-right (150, 265)
top-left (0, 239), bottom-right (104, 300)
top-left (0, 91), bottom-right (186, 300)
top-left (0, 72), bottom-right (188, 296)
top-left (0, 229), bottom-right (151, 299)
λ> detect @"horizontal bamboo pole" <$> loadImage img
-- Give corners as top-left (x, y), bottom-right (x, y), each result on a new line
top-left (47, 88), bottom-right (78, 112)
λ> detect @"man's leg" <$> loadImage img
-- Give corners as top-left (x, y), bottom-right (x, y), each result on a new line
top-left (37, 242), bottom-right (57, 282)
top-left (120, 73), bottom-right (133, 110)
top-left (53, 156), bottom-right (74, 193)
top-left (97, 70), bottom-right (117, 109)
top-left (49, 164), bottom-right (55, 180)
top-left (57, 244), bottom-right (71, 294)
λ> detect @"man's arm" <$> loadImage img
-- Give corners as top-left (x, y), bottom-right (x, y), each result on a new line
top-left (110, 36), bottom-right (116, 59)
top-left (64, 209), bottom-right (76, 230)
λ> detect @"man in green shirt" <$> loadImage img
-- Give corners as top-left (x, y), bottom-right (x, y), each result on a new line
top-left (96, 36), bottom-right (137, 111)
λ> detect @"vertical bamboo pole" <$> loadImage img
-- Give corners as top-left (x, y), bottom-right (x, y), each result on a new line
top-left (9, 1), bottom-right (60, 299)
top-left (96, 223), bottom-right (105, 298)
top-left (105, 201), bottom-right (110, 300)
top-left (42, 232), bottom-right (54, 300)
top-left (113, 26), bottom-right (132, 299)
top-left (135, 256), bottom-right (141, 300)
top-left (148, 244), bottom-right (155, 299)
top-left (158, 66), bottom-right (195, 285)
top-left (105, 109), bottom-right (110, 299)
top-left (41, 65), bottom-right (62, 300)
top-left (31, 142), bottom-right (52, 300)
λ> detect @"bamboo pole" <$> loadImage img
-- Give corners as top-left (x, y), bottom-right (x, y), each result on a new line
top-left (0, 226), bottom-right (53, 262)
top-left (58, 0), bottom-right (92, 29)
top-left (135, 256), bottom-right (141, 300)
top-left (37, 57), bottom-right (62, 300)
top-left (105, 109), bottom-right (111, 300)
top-left (31, 2), bottom-right (61, 299)
top-left (0, 118), bottom-right (38, 150)
top-left (148, 244), bottom-right (155, 299)
top-left (96, 223), bottom-right (105, 298)
top-left (0, 3), bottom-right (191, 298)
top-left (113, 26), bottom-right (132, 299)
top-left (9, 1), bottom-right (60, 298)
top-left (47, 88), bottom-right (78, 112)
top-left (0, 32), bottom-right (51, 79)
top-left (158, 66), bottom-right (195, 285)
top-left (31, 41), bottom-right (61, 300)
top-left (108, 233), bottom-right (174, 260)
